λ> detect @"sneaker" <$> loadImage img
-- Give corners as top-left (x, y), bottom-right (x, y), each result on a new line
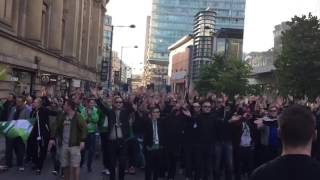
top-left (101, 169), bottom-right (110, 175)
top-left (0, 165), bottom-right (9, 172)
top-left (35, 169), bottom-right (41, 175)
top-left (52, 170), bottom-right (58, 176)
top-left (128, 167), bottom-right (136, 175)
top-left (18, 167), bottom-right (25, 172)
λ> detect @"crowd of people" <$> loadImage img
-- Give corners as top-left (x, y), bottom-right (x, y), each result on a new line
top-left (1, 87), bottom-right (320, 180)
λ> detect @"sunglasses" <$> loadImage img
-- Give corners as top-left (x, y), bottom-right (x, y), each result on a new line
top-left (115, 101), bottom-right (123, 104)
top-left (202, 106), bottom-right (211, 108)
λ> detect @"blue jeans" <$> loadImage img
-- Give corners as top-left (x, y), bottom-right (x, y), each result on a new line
top-left (81, 133), bottom-right (96, 169)
top-left (213, 141), bottom-right (234, 180)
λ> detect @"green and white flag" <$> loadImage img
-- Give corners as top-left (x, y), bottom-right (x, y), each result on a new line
top-left (0, 119), bottom-right (34, 143)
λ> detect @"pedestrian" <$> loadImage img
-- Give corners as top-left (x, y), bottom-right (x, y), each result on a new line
top-left (29, 98), bottom-right (57, 174)
top-left (48, 100), bottom-right (87, 180)
top-left (250, 105), bottom-right (320, 180)
top-left (5, 96), bottom-right (30, 171)
top-left (143, 107), bottom-right (166, 180)
top-left (98, 96), bottom-right (112, 175)
top-left (80, 98), bottom-right (99, 172)
top-left (91, 87), bottom-right (134, 180)
top-left (213, 97), bottom-right (234, 180)
top-left (255, 105), bottom-right (281, 165)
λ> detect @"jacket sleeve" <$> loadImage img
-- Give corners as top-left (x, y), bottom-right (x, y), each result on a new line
top-left (78, 114), bottom-right (87, 142)
top-left (50, 112), bottom-right (62, 139)
top-left (95, 98), bottom-right (111, 117)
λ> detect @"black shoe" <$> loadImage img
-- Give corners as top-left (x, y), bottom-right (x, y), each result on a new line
top-left (52, 170), bottom-right (58, 176)
top-left (35, 169), bottom-right (41, 175)
top-left (88, 167), bottom-right (92, 172)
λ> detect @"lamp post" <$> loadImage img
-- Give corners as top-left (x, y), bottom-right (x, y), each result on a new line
top-left (119, 45), bottom-right (138, 90)
top-left (108, 24), bottom-right (136, 90)
top-left (120, 45), bottom-right (138, 61)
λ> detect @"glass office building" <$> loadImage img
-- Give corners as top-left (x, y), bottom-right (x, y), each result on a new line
top-left (147, 0), bottom-right (246, 63)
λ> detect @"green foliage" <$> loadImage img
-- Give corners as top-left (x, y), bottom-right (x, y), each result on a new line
top-left (275, 13), bottom-right (320, 99)
top-left (195, 55), bottom-right (252, 97)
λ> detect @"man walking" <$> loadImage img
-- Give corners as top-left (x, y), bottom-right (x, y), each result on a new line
top-left (5, 96), bottom-right (30, 171)
top-left (91, 88), bottom-right (134, 180)
top-left (250, 105), bottom-right (320, 180)
top-left (48, 100), bottom-right (87, 180)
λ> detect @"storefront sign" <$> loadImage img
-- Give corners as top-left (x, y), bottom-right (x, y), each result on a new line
top-left (72, 79), bottom-right (81, 88)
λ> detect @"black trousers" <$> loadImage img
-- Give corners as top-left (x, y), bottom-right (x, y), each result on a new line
top-left (127, 137), bottom-right (139, 168)
top-left (30, 136), bottom-right (49, 170)
top-left (100, 132), bottom-right (109, 169)
top-left (185, 144), bottom-right (197, 179)
top-left (195, 144), bottom-right (211, 180)
top-left (234, 146), bottom-right (254, 180)
top-left (5, 137), bottom-right (25, 167)
top-left (164, 145), bottom-right (179, 179)
top-left (108, 140), bottom-right (127, 180)
top-left (145, 148), bottom-right (163, 180)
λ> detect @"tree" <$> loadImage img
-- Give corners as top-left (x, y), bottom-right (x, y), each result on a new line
top-left (195, 55), bottom-right (251, 97)
top-left (275, 13), bottom-right (320, 99)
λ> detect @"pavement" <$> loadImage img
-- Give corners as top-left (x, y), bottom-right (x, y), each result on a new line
top-left (0, 146), bottom-right (186, 180)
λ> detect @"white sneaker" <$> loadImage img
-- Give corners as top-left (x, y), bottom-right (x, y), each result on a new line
top-left (18, 167), bottom-right (25, 172)
top-left (101, 169), bottom-right (110, 175)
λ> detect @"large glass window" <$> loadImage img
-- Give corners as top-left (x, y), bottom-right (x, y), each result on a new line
top-left (148, 0), bottom-right (246, 62)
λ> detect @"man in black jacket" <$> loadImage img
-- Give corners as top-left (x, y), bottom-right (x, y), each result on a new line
top-left (213, 98), bottom-right (234, 180)
top-left (196, 100), bottom-right (216, 180)
top-left (250, 105), bottom-right (320, 180)
top-left (143, 107), bottom-right (166, 180)
top-left (91, 88), bottom-right (134, 180)
top-left (29, 98), bottom-right (58, 174)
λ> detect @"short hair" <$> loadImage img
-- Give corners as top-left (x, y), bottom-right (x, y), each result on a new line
top-left (65, 100), bottom-right (76, 110)
top-left (278, 104), bottom-right (315, 147)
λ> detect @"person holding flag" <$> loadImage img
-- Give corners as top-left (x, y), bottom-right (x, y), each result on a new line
top-left (3, 96), bottom-right (30, 171)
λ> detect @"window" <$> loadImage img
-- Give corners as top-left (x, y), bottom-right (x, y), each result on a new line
top-left (0, 0), bottom-right (13, 25)
top-left (41, 3), bottom-right (49, 47)
top-left (61, 19), bottom-right (65, 53)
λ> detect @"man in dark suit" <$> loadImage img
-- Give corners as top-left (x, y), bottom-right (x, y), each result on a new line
top-left (143, 107), bottom-right (166, 180)
top-left (91, 88), bottom-right (134, 180)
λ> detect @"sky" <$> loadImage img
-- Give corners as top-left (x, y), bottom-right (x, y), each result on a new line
top-left (107, 0), bottom-right (320, 74)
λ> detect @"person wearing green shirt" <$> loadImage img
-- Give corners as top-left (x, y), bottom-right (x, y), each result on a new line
top-left (80, 98), bottom-right (98, 172)
top-left (98, 97), bottom-right (112, 175)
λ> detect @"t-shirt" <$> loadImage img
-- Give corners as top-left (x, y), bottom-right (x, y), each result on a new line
top-left (109, 110), bottom-right (123, 140)
top-left (250, 154), bottom-right (320, 180)
top-left (240, 122), bottom-right (252, 147)
top-left (62, 116), bottom-right (72, 147)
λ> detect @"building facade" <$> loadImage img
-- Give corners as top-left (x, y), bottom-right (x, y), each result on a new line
top-left (111, 51), bottom-right (121, 90)
top-left (273, 22), bottom-right (290, 58)
top-left (0, 0), bottom-right (108, 98)
top-left (192, 9), bottom-right (216, 80)
top-left (144, 0), bottom-right (246, 87)
top-left (168, 35), bottom-right (193, 93)
top-left (101, 15), bottom-right (112, 90)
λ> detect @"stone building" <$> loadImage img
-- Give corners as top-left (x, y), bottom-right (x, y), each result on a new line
top-left (0, 0), bottom-right (108, 98)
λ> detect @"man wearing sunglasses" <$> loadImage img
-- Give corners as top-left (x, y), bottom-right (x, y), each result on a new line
top-left (91, 88), bottom-right (134, 180)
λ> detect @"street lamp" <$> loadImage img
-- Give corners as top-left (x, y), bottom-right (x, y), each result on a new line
top-left (108, 24), bottom-right (136, 90)
top-left (121, 45), bottom-right (138, 61)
